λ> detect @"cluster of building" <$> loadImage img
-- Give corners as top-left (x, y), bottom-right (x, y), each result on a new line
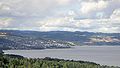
top-left (0, 35), bottom-right (70, 49)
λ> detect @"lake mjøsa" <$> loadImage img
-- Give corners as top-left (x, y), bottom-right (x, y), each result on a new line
top-left (3, 46), bottom-right (120, 66)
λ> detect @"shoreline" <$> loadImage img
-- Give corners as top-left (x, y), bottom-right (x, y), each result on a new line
top-left (3, 46), bottom-right (120, 67)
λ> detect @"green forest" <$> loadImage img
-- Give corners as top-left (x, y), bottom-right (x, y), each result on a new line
top-left (0, 53), bottom-right (120, 68)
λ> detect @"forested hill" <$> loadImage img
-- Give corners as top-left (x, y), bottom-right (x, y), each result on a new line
top-left (0, 30), bottom-right (120, 49)
top-left (0, 53), bottom-right (119, 68)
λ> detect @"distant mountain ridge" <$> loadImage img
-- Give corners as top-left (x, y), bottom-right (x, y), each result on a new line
top-left (0, 30), bottom-right (120, 50)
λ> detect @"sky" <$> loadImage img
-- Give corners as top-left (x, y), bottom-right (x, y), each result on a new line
top-left (0, 0), bottom-right (120, 33)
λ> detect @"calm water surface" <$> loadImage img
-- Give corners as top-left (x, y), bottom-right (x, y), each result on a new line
top-left (4, 46), bottom-right (120, 66)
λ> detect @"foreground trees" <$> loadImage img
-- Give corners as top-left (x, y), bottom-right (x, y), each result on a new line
top-left (0, 54), bottom-right (119, 68)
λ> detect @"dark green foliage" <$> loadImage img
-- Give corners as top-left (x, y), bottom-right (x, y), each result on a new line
top-left (0, 54), bottom-right (119, 68)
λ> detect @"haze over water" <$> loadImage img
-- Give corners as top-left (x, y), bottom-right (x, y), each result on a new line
top-left (4, 46), bottom-right (120, 67)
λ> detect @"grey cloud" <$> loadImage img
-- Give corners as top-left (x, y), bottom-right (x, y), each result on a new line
top-left (0, 0), bottom-right (75, 17)
top-left (0, 0), bottom-right (120, 33)
top-left (78, 0), bottom-right (120, 19)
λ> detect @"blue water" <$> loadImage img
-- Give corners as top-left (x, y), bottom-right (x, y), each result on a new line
top-left (4, 46), bottom-right (120, 66)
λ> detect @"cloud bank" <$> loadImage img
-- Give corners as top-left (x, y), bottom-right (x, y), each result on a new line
top-left (0, 0), bottom-right (120, 33)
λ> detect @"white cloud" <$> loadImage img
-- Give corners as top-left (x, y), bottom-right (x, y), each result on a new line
top-left (98, 27), bottom-right (119, 33)
top-left (56, 0), bottom-right (71, 5)
top-left (79, 0), bottom-right (120, 18)
top-left (0, 0), bottom-right (74, 17)
top-left (0, 3), bottom-right (10, 11)
top-left (110, 8), bottom-right (120, 19)
top-left (0, 18), bottom-right (13, 28)
top-left (80, 0), bottom-right (108, 14)
top-left (0, 0), bottom-right (120, 33)
top-left (33, 12), bottom-right (120, 33)
top-left (0, 2), bottom-right (11, 15)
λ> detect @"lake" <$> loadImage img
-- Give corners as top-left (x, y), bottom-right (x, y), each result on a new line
top-left (3, 46), bottom-right (120, 66)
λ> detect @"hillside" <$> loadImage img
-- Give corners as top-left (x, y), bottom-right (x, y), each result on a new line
top-left (0, 30), bottom-right (120, 49)
top-left (0, 30), bottom-right (73, 50)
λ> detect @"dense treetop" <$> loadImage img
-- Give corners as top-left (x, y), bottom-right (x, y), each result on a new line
top-left (0, 53), bottom-right (119, 68)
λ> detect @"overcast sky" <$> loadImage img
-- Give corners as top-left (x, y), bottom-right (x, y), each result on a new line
top-left (0, 0), bottom-right (120, 33)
